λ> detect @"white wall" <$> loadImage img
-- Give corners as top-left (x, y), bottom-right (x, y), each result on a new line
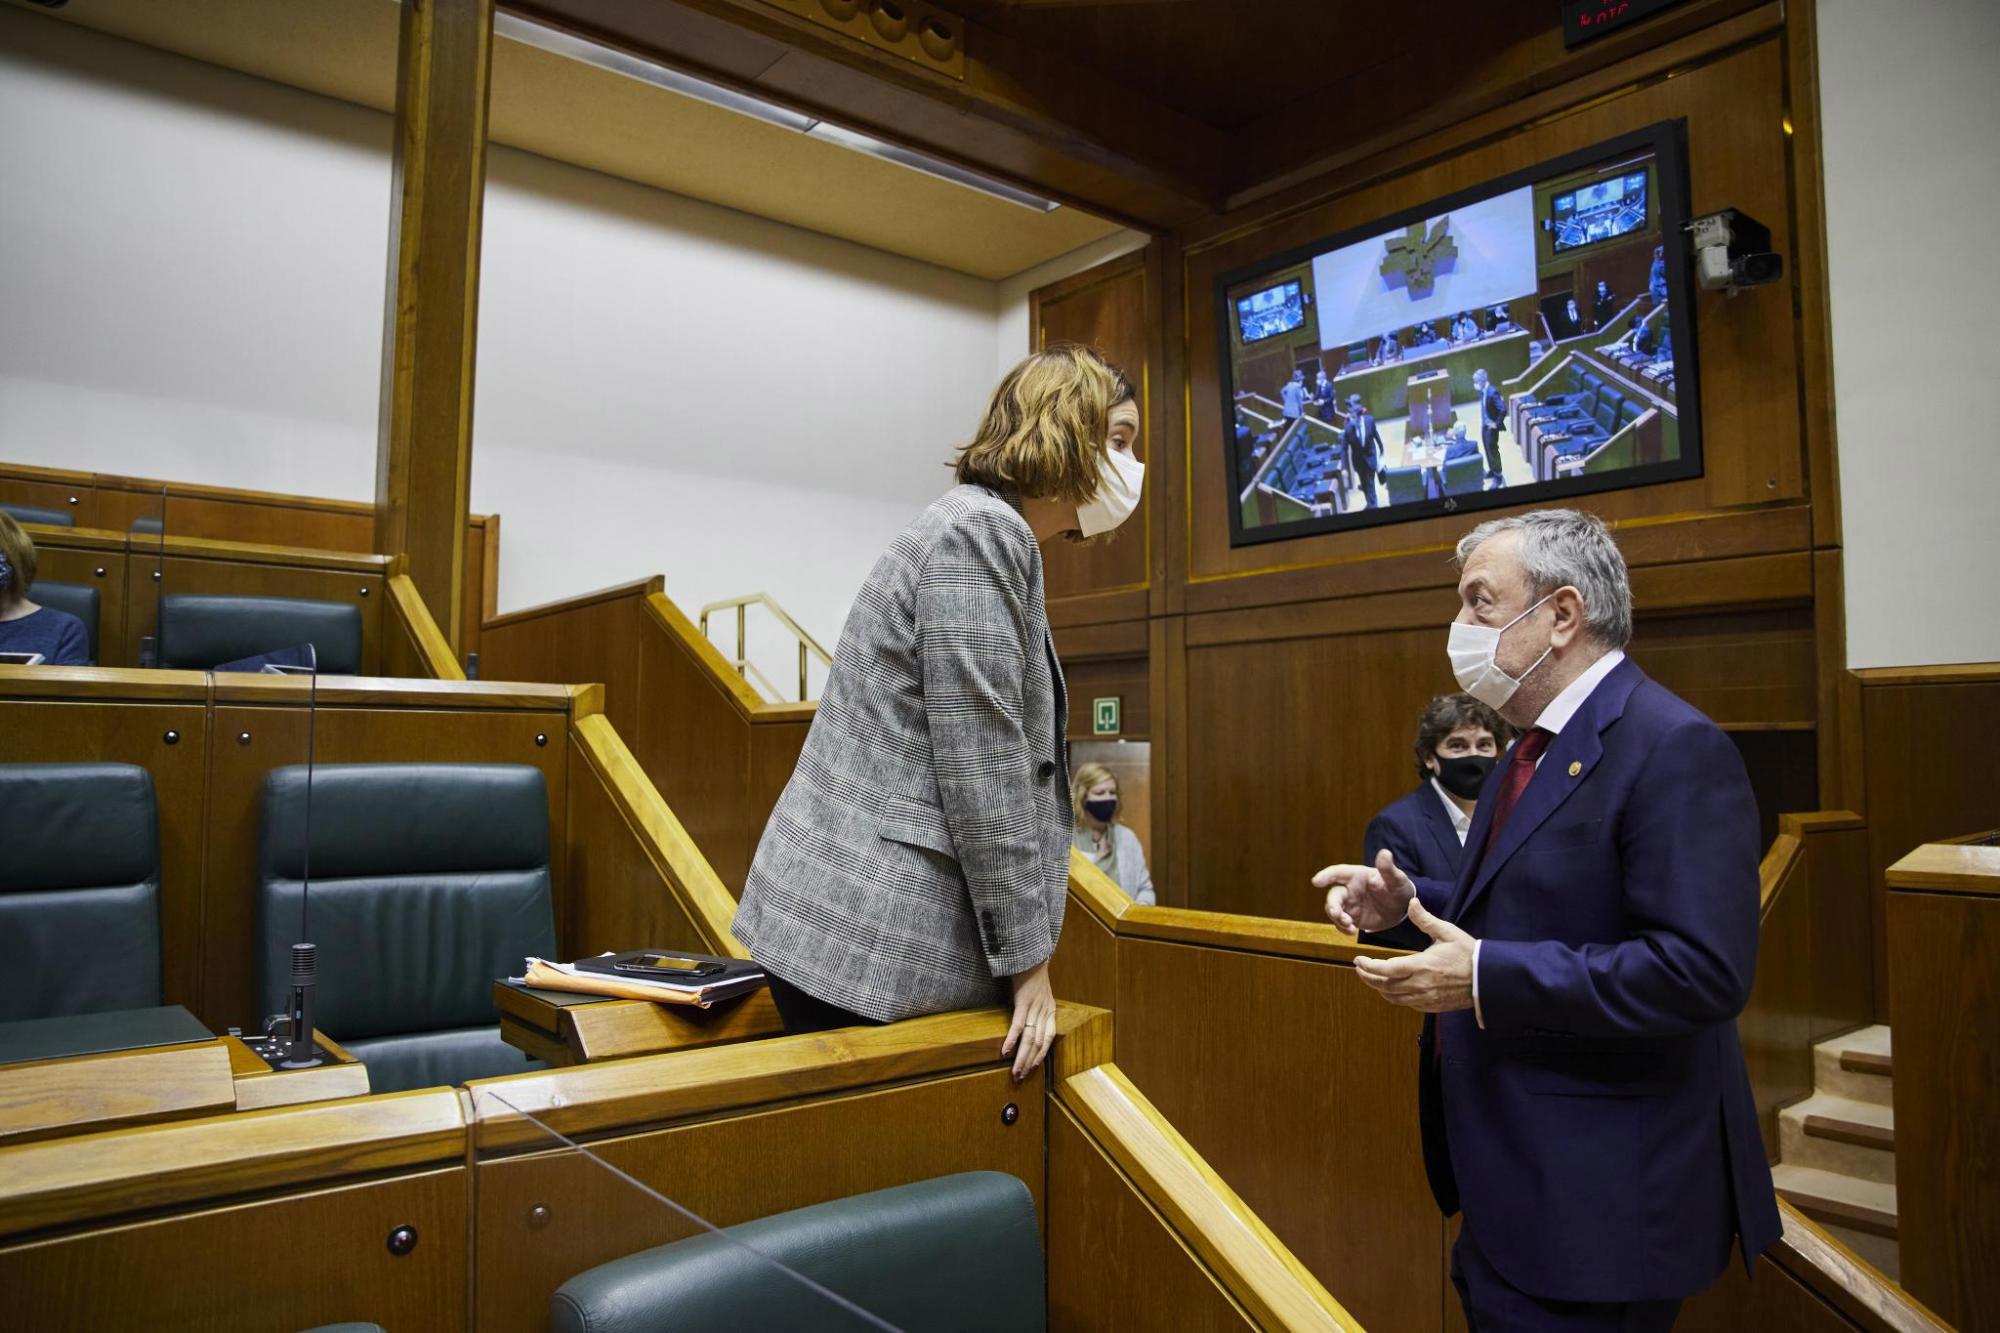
top-left (0, 6), bottom-right (388, 503)
top-left (0, 10), bottom-right (1144, 691)
top-left (1819, 0), bottom-right (2000, 669)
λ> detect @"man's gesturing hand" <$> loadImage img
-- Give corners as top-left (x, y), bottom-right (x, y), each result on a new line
top-left (1353, 898), bottom-right (1478, 1014)
top-left (1314, 848), bottom-right (1416, 935)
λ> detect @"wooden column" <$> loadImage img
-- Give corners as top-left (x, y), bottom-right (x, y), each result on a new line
top-left (375, 0), bottom-right (494, 650)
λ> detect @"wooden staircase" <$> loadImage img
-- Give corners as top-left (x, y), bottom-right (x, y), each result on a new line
top-left (1771, 1025), bottom-right (1899, 1278)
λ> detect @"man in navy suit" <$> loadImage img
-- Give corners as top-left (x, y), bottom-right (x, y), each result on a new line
top-left (1359, 693), bottom-right (1511, 952)
top-left (1315, 509), bottom-right (1780, 1330)
top-left (1473, 368), bottom-right (1507, 490)
top-left (1342, 393), bottom-right (1385, 509)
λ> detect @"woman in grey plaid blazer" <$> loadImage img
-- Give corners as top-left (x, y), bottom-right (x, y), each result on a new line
top-left (735, 346), bottom-right (1144, 1080)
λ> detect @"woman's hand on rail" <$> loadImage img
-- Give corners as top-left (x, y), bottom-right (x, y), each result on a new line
top-left (1003, 959), bottom-right (1057, 1083)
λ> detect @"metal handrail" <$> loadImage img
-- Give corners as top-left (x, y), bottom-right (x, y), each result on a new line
top-left (698, 593), bottom-right (832, 703)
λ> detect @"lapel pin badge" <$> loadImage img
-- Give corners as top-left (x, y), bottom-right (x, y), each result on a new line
top-left (1568, 761), bottom-right (1582, 777)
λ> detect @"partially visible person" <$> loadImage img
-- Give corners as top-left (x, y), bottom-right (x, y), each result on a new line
top-left (1343, 393), bottom-right (1386, 509)
top-left (1280, 368), bottom-right (1307, 421)
top-left (1312, 368), bottom-right (1338, 423)
top-left (0, 513), bottom-right (89, 666)
top-left (1593, 279), bottom-right (1617, 328)
top-left (1473, 367), bottom-right (1507, 490)
top-left (1376, 332), bottom-right (1402, 364)
top-left (734, 344), bottom-right (1145, 1084)
top-left (1070, 763), bottom-right (1155, 906)
top-left (1356, 694), bottom-right (1512, 950)
top-left (1648, 245), bottom-right (1669, 303)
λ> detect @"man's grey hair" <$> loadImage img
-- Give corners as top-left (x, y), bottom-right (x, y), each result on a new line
top-left (1453, 509), bottom-right (1633, 648)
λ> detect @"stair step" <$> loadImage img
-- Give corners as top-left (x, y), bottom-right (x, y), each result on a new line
top-left (1772, 1164), bottom-right (1898, 1239)
top-left (1779, 1095), bottom-right (1895, 1183)
top-left (1814, 1025), bottom-right (1894, 1107)
top-left (1805, 1110), bottom-right (1894, 1151)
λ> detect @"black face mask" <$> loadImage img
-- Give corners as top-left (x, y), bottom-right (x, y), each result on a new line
top-left (1432, 753), bottom-right (1496, 800)
top-left (1083, 797), bottom-right (1119, 823)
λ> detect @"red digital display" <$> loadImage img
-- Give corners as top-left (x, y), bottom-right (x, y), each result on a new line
top-left (1562, 0), bottom-right (1688, 47)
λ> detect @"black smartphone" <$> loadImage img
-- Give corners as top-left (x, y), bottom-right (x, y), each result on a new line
top-left (575, 952), bottom-right (724, 982)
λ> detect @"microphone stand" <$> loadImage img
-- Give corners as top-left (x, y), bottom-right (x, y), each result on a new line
top-left (279, 643), bottom-right (323, 1069)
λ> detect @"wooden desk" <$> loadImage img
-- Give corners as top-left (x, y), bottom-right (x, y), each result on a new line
top-left (493, 981), bottom-right (784, 1066)
top-left (0, 1010), bottom-right (370, 1144)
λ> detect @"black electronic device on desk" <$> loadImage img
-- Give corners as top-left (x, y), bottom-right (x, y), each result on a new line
top-left (574, 952), bottom-right (728, 982)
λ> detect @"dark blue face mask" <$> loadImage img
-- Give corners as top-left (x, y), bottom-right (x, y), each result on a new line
top-left (1083, 797), bottom-right (1118, 824)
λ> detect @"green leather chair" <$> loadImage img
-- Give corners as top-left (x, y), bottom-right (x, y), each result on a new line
top-left (0, 503), bottom-right (73, 527)
top-left (33, 580), bottom-right (99, 665)
top-left (256, 763), bottom-right (555, 1093)
top-left (159, 594), bottom-right (362, 674)
top-left (0, 764), bottom-right (161, 1021)
top-left (552, 1172), bottom-right (1044, 1333)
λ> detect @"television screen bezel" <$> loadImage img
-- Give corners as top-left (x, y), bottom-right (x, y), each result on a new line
top-left (1217, 118), bottom-right (1703, 550)
top-left (1235, 278), bottom-right (1306, 345)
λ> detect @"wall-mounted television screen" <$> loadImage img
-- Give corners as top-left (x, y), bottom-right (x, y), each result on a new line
top-left (1236, 280), bottom-right (1305, 344)
top-left (1219, 120), bottom-right (1701, 548)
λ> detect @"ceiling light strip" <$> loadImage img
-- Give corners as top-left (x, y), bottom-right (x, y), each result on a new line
top-left (494, 10), bottom-right (1059, 212)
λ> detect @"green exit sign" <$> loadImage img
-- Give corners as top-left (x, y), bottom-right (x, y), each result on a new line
top-left (1092, 697), bottom-right (1121, 736)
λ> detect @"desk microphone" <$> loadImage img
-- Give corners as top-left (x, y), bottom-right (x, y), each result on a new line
top-left (279, 642), bottom-right (323, 1069)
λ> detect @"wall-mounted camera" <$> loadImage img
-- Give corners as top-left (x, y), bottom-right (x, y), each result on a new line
top-left (1685, 209), bottom-right (1783, 295)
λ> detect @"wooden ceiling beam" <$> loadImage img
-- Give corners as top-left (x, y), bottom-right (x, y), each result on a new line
top-left (505, 0), bottom-right (1228, 227)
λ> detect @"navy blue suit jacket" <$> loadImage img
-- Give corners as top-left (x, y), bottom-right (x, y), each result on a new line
top-left (1415, 657), bottom-right (1780, 1303)
top-left (1361, 783), bottom-right (1462, 952)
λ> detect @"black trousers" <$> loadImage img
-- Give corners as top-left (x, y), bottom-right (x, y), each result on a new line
top-left (765, 972), bottom-right (883, 1035)
top-left (1482, 426), bottom-right (1504, 478)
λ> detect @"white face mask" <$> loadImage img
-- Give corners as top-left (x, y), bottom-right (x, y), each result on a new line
top-left (1447, 592), bottom-right (1554, 710)
top-left (1075, 448), bottom-right (1145, 538)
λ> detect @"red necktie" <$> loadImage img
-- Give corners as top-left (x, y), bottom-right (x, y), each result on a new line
top-left (1485, 727), bottom-right (1552, 849)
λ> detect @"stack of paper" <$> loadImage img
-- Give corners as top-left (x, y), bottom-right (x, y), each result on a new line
top-left (522, 956), bottom-right (766, 1009)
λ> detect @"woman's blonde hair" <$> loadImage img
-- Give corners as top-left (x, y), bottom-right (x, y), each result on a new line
top-left (0, 512), bottom-right (38, 598)
top-left (1070, 761), bottom-right (1118, 828)
top-left (954, 344), bottom-right (1136, 506)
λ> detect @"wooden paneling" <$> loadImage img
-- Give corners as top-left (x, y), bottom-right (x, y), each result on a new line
top-left (1115, 936), bottom-right (1439, 1333)
top-left (470, 1066), bottom-right (1045, 1332)
top-left (1632, 608), bottom-right (1816, 731)
top-left (1051, 886), bottom-right (1119, 1017)
top-left (201, 704), bottom-right (568, 1027)
top-left (1744, 833), bottom-right (1814, 1160)
top-left (1047, 1103), bottom-right (1250, 1331)
top-left (1860, 674), bottom-right (2000, 1015)
top-left (1035, 253), bottom-right (1154, 612)
top-left (1060, 652), bottom-right (1151, 741)
top-left (564, 728), bottom-right (718, 959)
top-left (1886, 883), bottom-right (2000, 1329)
top-left (1182, 624), bottom-right (1445, 919)
top-left (0, 464), bottom-right (98, 527)
top-left (479, 578), bottom-right (657, 729)
top-left (0, 1168), bottom-right (467, 1332)
top-left (96, 486), bottom-right (374, 552)
top-left (0, 695), bottom-right (211, 1011)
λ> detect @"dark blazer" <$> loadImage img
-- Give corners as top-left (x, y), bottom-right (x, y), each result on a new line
top-left (1415, 657), bottom-right (1780, 1303)
top-left (1479, 384), bottom-right (1507, 436)
top-left (734, 485), bottom-right (1071, 1022)
top-left (1360, 783), bottom-right (1463, 951)
top-left (1342, 415), bottom-right (1385, 475)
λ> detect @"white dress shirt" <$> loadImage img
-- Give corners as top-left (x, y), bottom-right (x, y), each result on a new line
top-left (1429, 777), bottom-right (1474, 845)
top-left (1470, 649), bottom-right (1626, 1026)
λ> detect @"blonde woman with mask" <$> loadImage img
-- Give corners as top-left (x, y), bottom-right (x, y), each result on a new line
top-left (734, 344), bottom-right (1144, 1081)
top-left (1070, 763), bottom-right (1155, 906)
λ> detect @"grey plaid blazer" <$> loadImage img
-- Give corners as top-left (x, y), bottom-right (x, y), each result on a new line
top-left (733, 485), bottom-right (1070, 1022)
